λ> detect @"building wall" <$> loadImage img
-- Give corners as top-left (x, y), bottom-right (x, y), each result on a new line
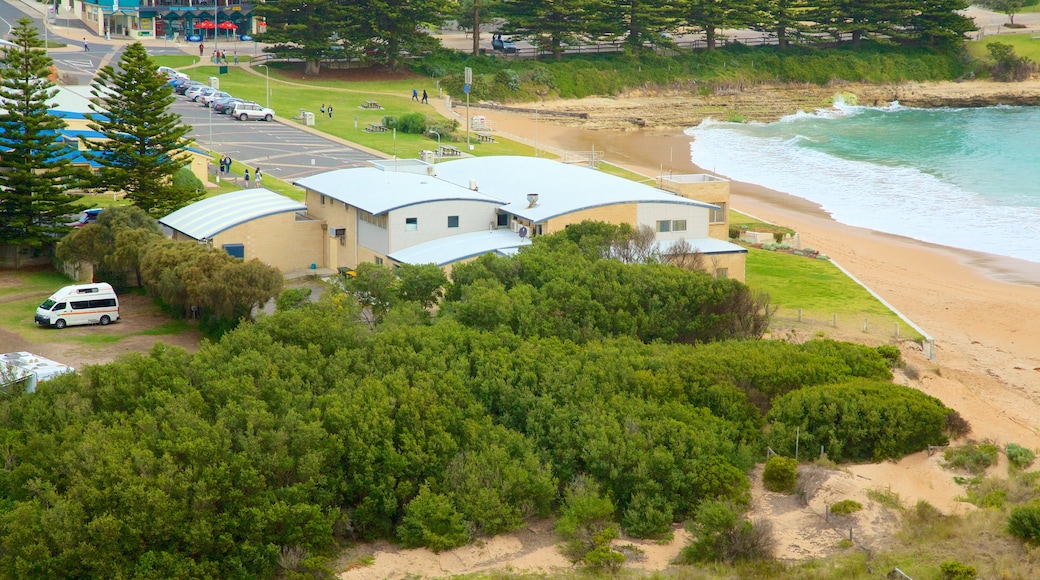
top-left (543, 203), bottom-right (637, 235)
top-left (658, 176), bottom-right (731, 240)
top-left (705, 252), bottom-right (746, 284)
top-left (306, 190), bottom-right (358, 270)
top-left (636, 203), bottom-right (710, 240)
top-left (206, 213), bottom-right (324, 272)
top-left (387, 200), bottom-right (500, 252)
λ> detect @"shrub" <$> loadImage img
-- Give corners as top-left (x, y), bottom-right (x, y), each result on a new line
top-left (765, 380), bottom-right (951, 462)
top-left (940, 560), bottom-right (978, 580)
top-left (875, 345), bottom-right (901, 367)
top-left (817, 254), bottom-right (830, 260)
top-left (276, 287), bottom-right (312, 312)
top-left (829, 499), bottom-right (862, 515)
top-left (556, 478), bottom-right (623, 565)
top-left (396, 485), bottom-right (469, 552)
top-left (1007, 504), bottom-right (1040, 544)
top-left (762, 456), bottom-right (798, 493)
top-left (173, 166), bottom-right (204, 194)
top-left (943, 440), bottom-right (1000, 475)
top-left (395, 112), bottom-right (428, 134)
top-left (678, 501), bottom-right (773, 564)
top-left (987, 42), bottom-right (1037, 81)
top-left (867, 488), bottom-right (902, 510)
top-left (1006, 443), bottom-right (1036, 470)
top-left (494, 69), bottom-right (521, 92)
top-left (945, 410), bottom-right (972, 439)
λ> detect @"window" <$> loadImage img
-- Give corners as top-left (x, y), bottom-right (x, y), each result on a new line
top-left (716, 268), bottom-right (729, 280)
top-left (447, 215), bottom-right (459, 228)
top-left (536, 224), bottom-right (543, 236)
top-left (70, 300), bottom-right (89, 310)
top-left (656, 220), bottom-right (670, 233)
top-left (320, 195), bottom-right (326, 205)
top-left (405, 217), bottom-right (418, 231)
top-left (375, 257), bottom-right (384, 265)
top-left (497, 213), bottom-right (509, 227)
top-left (52, 302), bottom-right (66, 311)
top-left (710, 202), bottom-right (727, 224)
top-left (672, 220), bottom-right (687, 232)
top-left (223, 243), bottom-right (245, 259)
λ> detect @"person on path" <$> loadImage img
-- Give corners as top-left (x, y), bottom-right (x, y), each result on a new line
top-left (254, 167), bottom-right (263, 187)
top-left (224, 155), bottom-right (232, 173)
top-left (218, 156), bottom-right (225, 174)
top-left (421, 90), bottom-right (428, 104)
top-left (328, 105), bottom-right (333, 118)
top-left (199, 43), bottom-right (204, 57)
top-left (243, 169), bottom-right (251, 188)
top-left (233, 51), bottom-right (238, 65)
top-left (320, 103), bottom-right (325, 115)
top-left (83, 38), bottom-right (89, 52)
top-left (412, 88), bottom-right (418, 101)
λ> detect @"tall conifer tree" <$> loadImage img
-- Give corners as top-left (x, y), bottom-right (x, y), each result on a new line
top-left (0, 18), bottom-right (85, 252)
top-left (83, 42), bottom-right (198, 217)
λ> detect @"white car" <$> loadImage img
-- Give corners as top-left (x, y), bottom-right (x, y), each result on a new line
top-left (231, 102), bottom-right (275, 122)
top-left (199, 91), bottom-right (231, 107)
top-left (186, 86), bottom-right (215, 102)
top-left (157, 66), bottom-right (187, 81)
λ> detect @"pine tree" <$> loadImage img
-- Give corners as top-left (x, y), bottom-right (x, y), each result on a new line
top-left (0, 18), bottom-right (86, 253)
top-left (83, 41), bottom-right (199, 217)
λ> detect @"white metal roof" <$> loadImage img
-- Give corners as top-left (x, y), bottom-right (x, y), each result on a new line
top-left (159, 189), bottom-right (306, 240)
top-left (661, 237), bottom-right (747, 255)
top-left (388, 228), bottom-right (531, 266)
top-left (294, 167), bottom-right (503, 215)
top-left (432, 157), bottom-right (718, 222)
top-left (1, 352), bottom-right (74, 393)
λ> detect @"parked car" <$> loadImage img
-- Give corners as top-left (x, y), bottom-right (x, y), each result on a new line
top-left (199, 90), bottom-right (231, 107)
top-left (231, 102), bottom-right (275, 122)
top-left (491, 36), bottom-right (517, 53)
top-left (66, 208), bottom-right (103, 228)
top-left (176, 80), bottom-right (205, 95)
top-left (157, 66), bottom-right (188, 81)
top-left (186, 86), bottom-right (215, 102)
top-left (212, 97), bottom-right (247, 114)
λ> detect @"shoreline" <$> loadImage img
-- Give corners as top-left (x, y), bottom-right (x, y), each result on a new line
top-left (461, 97), bottom-right (1040, 453)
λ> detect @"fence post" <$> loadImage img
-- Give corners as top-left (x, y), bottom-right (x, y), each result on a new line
top-left (894, 322), bottom-right (899, 338)
top-left (832, 313), bottom-right (837, 328)
top-left (798, 308), bottom-right (802, 322)
top-left (863, 318), bottom-right (868, 332)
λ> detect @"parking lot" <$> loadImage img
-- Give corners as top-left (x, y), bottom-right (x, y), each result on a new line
top-left (169, 88), bottom-right (377, 183)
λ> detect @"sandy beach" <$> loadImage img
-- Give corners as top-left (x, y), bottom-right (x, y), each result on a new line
top-left (431, 90), bottom-right (1040, 450)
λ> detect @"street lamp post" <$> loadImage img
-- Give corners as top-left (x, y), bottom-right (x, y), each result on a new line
top-left (428, 130), bottom-right (440, 163)
top-left (257, 64), bottom-right (269, 108)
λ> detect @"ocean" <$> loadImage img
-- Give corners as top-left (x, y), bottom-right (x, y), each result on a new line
top-left (685, 102), bottom-right (1040, 264)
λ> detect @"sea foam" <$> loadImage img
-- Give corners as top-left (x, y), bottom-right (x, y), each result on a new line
top-left (685, 111), bottom-right (1040, 264)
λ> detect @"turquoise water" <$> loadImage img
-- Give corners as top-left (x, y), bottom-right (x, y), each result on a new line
top-left (685, 103), bottom-right (1040, 264)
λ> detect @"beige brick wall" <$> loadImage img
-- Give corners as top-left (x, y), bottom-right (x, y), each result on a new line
top-left (658, 177), bottom-right (731, 241)
top-left (544, 203), bottom-right (638, 234)
top-left (209, 213), bottom-right (325, 272)
top-left (705, 252), bottom-right (746, 283)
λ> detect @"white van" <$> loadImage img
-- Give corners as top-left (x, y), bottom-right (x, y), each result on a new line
top-left (34, 283), bottom-right (120, 329)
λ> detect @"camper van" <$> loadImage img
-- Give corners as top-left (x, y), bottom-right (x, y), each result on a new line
top-left (34, 283), bottom-right (120, 329)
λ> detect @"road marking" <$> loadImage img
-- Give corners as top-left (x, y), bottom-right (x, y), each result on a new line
top-left (60, 59), bottom-right (96, 68)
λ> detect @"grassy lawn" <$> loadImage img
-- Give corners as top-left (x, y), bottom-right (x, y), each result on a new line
top-left (746, 247), bottom-right (923, 340)
top-left (152, 56), bottom-right (540, 161)
top-left (0, 271), bottom-right (194, 345)
top-left (966, 33), bottom-right (1040, 62)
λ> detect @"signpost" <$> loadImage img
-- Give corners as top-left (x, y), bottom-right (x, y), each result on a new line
top-left (464, 67), bottom-right (472, 151)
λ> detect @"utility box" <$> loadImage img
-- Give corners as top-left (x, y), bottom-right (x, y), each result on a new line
top-left (219, 65), bottom-right (228, 75)
top-left (208, 76), bottom-right (219, 89)
top-left (420, 150), bottom-right (434, 163)
top-left (304, 112), bottom-right (315, 126)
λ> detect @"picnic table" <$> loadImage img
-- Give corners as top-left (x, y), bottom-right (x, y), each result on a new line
top-left (361, 100), bottom-right (383, 109)
top-left (439, 145), bottom-right (462, 157)
top-left (365, 123), bottom-right (388, 133)
top-left (476, 132), bottom-right (496, 143)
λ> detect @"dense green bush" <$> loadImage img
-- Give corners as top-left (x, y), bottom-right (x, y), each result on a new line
top-left (678, 501), bottom-right (773, 564)
top-left (762, 456), bottom-right (798, 493)
top-left (829, 499), bottom-right (863, 515)
top-left (1007, 504), bottom-right (1040, 544)
top-left (276, 287), bottom-right (312, 311)
top-left (940, 560), bottom-right (978, 580)
top-left (555, 479), bottom-right (624, 566)
top-left (397, 485), bottom-right (470, 552)
top-left (765, 380), bottom-right (951, 462)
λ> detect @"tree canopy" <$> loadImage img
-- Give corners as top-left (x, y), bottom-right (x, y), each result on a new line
top-left (0, 18), bottom-right (85, 252)
top-left (83, 42), bottom-right (199, 216)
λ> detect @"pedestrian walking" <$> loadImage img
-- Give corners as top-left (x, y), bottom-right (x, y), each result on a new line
top-left (254, 167), bottom-right (263, 187)
top-left (218, 155), bottom-right (225, 174)
top-left (233, 51), bottom-right (238, 65)
top-left (421, 90), bottom-right (428, 104)
top-left (199, 43), bottom-right (205, 57)
top-left (83, 38), bottom-right (89, 52)
top-left (224, 155), bottom-right (232, 173)
top-left (320, 103), bottom-right (325, 115)
top-left (412, 88), bottom-right (418, 101)
top-left (328, 105), bottom-right (333, 118)
top-left (243, 169), bottom-right (251, 188)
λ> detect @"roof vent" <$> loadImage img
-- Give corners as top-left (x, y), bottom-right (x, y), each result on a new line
top-left (469, 179), bottom-right (478, 191)
top-left (526, 193), bottom-right (539, 208)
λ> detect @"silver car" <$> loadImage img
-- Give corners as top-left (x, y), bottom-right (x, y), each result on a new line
top-left (231, 102), bottom-right (275, 122)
